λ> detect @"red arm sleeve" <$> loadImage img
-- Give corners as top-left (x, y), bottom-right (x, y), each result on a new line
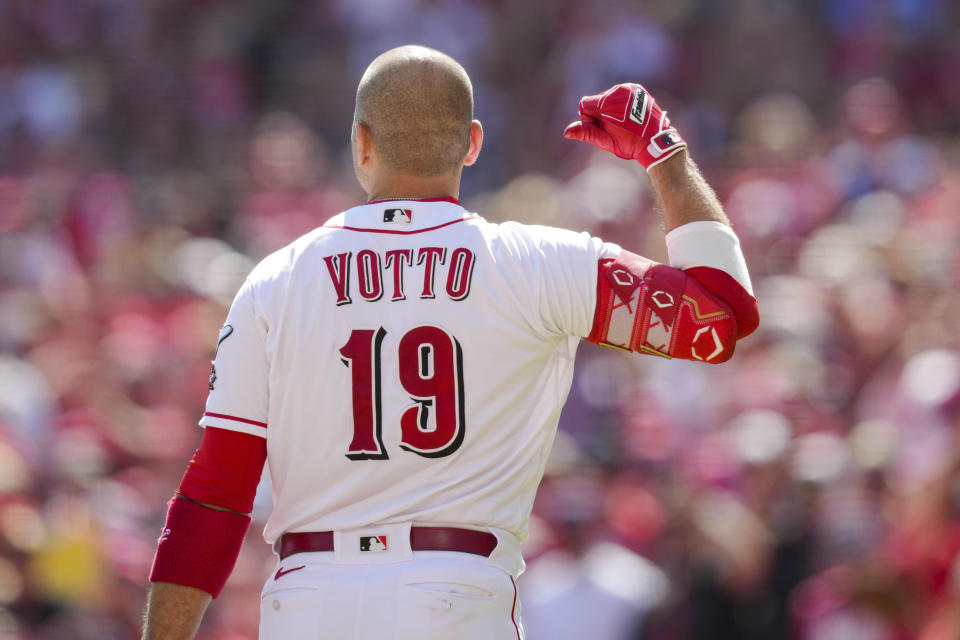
top-left (149, 427), bottom-right (267, 597)
top-left (177, 426), bottom-right (267, 513)
top-left (587, 251), bottom-right (758, 363)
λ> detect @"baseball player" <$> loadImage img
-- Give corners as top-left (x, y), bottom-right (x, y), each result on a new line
top-left (142, 45), bottom-right (758, 640)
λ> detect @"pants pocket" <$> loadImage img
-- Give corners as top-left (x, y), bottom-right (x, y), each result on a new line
top-left (404, 581), bottom-right (496, 600)
top-left (396, 574), bottom-right (516, 640)
top-left (259, 587), bottom-right (322, 640)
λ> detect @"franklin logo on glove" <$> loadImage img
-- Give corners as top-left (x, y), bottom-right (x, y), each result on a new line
top-left (629, 87), bottom-right (648, 125)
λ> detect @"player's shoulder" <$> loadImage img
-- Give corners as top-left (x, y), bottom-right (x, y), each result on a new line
top-left (244, 225), bottom-right (339, 288)
top-left (475, 218), bottom-right (619, 260)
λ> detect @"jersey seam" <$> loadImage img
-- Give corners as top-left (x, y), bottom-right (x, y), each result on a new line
top-left (246, 280), bottom-right (270, 350)
top-left (510, 576), bottom-right (521, 639)
top-left (534, 234), bottom-right (548, 338)
top-left (245, 279), bottom-right (271, 423)
top-left (203, 412), bottom-right (268, 428)
top-left (321, 216), bottom-right (474, 235)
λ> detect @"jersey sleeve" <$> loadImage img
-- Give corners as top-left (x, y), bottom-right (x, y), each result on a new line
top-left (199, 279), bottom-right (270, 438)
top-left (535, 227), bottom-right (621, 338)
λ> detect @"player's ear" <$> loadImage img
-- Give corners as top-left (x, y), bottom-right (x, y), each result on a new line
top-left (353, 121), bottom-right (374, 167)
top-left (463, 120), bottom-right (483, 166)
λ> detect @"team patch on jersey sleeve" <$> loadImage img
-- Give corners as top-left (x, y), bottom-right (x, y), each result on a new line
top-left (208, 324), bottom-right (234, 390)
top-left (587, 252), bottom-right (740, 363)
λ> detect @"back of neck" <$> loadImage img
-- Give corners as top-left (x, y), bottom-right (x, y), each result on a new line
top-left (366, 171), bottom-right (461, 203)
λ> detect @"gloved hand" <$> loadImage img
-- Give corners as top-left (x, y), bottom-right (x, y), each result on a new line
top-left (563, 83), bottom-right (687, 170)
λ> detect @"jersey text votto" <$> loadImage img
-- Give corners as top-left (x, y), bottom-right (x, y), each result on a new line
top-left (322, 247), bottom-right (476, 305)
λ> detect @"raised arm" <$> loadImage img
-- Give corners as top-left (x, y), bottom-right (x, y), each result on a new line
top-left (564, 83), bottom-right (758, 362)
top-left (648, 149), bottom-right (728, 230)
top-left (563, 83), bottom-right (732, 231)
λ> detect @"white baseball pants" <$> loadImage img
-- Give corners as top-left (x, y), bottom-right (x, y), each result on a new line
top-left (259, 550), bottom-right (523, 639)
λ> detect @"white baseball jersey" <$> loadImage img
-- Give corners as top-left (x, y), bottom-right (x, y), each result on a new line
top-left (200, 198), bottom-right (619, 551)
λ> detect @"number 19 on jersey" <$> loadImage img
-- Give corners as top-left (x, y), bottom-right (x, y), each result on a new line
top-left (339, 326), bottom-right (466, 461)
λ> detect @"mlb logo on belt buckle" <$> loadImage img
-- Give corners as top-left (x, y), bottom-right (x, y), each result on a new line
top-left (360, 535), bottom-right (387, 552)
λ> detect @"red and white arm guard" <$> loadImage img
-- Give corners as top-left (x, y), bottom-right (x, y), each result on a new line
top-left (586, 250), bottom-right (758, 363)
top-left (150, 427), bottom-right (266, 598)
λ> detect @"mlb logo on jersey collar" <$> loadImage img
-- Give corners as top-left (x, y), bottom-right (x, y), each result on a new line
top-left (360, 535), bottom-right (387, 552)
top-left (383, 208), bottom-right (412, 224)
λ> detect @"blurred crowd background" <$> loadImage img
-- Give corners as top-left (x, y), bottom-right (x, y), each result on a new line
top-left (1, 0), bottom-right (959, 638)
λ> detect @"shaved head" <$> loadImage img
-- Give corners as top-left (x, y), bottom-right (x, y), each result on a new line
top-left (354, 45), bottom-right (474, 177)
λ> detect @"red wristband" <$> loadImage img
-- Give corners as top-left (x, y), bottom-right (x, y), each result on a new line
top-left (149, 496), bottom-right (250, 598)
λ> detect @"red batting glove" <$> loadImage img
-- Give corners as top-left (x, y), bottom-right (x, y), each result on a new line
top-left (563, 83), bottom-right (687, 170)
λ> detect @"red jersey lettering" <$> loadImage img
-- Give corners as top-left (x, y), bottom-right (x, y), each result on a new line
top-left (417, 247), bottom-right (446, 299)
top-left (356, 249), bottom-right (383, 302)
top-left (445, 248), bottom-right (475, 301)
top-left (384, 249), bottom-right (413, 302)
top-left (323, 252), bottom-right (352, 306)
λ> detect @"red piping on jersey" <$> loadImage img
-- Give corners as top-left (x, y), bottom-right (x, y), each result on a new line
top-left (366, 196), bottom-right (461, 205)
top-left (510, 576), bottom-right (521, 639)
top-left (323, 217), bottom-right (471, 235)
top-left (203, 412), bottom-right (267, 428)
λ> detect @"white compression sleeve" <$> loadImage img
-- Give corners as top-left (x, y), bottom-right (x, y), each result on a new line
top-left (664, 221), bottom-right (754, 295)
